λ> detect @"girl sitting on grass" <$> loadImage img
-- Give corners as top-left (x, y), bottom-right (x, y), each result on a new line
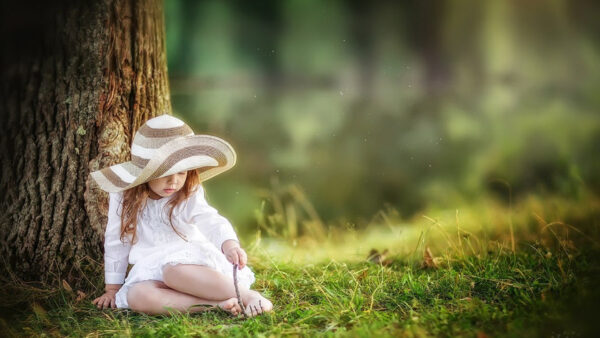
top-left (89, 115), bottom-right (272, 316)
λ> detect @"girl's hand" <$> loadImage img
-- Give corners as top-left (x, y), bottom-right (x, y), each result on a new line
top-left (92, 285), bottom-right (121, 309)
top-left (222, 240), bottom-right (247, 269)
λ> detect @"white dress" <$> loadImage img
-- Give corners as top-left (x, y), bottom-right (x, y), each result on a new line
top-left (104, 185), bottom-right (255, 309)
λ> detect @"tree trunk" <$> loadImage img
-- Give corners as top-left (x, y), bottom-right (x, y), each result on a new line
top-left (0, 0), bottom-right (171, 285)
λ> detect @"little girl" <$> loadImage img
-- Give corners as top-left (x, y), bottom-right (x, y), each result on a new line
top-left (89, 115), bottom-right (272, 316)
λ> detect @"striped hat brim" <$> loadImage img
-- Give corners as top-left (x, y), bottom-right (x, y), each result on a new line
top-left (90, 134), bottom-right (236, 193)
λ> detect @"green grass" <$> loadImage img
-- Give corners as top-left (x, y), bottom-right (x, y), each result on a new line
top-left (1, 193), bottom-right (599, 337)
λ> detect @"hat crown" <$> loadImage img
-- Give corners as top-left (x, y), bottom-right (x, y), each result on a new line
top-left (131, 115), bottom-right (194, 168)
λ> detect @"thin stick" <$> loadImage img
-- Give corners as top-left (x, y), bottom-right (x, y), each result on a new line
top-left (233, 264), bottom-right (247, 318)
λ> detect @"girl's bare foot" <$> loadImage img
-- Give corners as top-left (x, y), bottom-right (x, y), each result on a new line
top-left (217, 297), bottom-right (242, 316)
top-left (243, 290), bottom-right (273, 317)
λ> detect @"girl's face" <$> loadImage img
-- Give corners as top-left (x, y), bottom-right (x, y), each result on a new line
top-left (147, 171), bottom-right (188, 199)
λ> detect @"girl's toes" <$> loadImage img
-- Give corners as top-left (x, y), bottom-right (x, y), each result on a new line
top-left (262, 299), bottom-right (273, 312)
top-left (242, 291), bottom-right (273, 317)
top-left (217, 298), bottom-right (241, 315)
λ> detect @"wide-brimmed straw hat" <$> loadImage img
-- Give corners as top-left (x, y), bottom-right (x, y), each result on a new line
top-left (89, 115), bottom-right (236, 193)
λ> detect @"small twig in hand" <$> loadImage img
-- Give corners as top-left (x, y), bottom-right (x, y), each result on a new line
top-left (233, 264), bottom-right (247, 318)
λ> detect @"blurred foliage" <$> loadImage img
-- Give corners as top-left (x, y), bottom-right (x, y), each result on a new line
top-left (164, 0), bottom-right (600, 231)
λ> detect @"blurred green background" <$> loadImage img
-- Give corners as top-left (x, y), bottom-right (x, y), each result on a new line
top-left (164, 0), bottom-right (600, 236)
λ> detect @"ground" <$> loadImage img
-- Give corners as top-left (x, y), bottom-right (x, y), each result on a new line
top-left (1, 194), bottom-right (599, 337)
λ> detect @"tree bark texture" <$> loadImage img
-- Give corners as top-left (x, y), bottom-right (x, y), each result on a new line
top-left (0, 0), bottom-right (171, 284)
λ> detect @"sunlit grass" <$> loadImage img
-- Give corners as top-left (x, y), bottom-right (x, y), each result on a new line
top-left (254, 190), bottom-right (599, 266)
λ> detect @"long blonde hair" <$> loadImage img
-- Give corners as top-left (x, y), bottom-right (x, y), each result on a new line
top-left (119, 169), bottom-right (201, 243)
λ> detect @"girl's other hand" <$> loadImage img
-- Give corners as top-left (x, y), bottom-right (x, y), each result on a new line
top-left (222, 240), bottom-right (247, 269)
top-left (92, 285), bottom-right (121, 309)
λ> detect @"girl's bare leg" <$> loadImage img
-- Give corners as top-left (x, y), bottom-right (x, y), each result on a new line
top-left (127, 280), bottom-right (241, 315)
top-left (162, 264), bottom-right (273, 316)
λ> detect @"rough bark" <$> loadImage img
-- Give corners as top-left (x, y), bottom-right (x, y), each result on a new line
top-left (0, 0), bottom-right (171, 285)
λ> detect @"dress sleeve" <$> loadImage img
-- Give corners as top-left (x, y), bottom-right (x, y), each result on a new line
top-left (104, 191), bottom-right (131, 284)
top-left (185, 185), bottom-right (239, 251)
